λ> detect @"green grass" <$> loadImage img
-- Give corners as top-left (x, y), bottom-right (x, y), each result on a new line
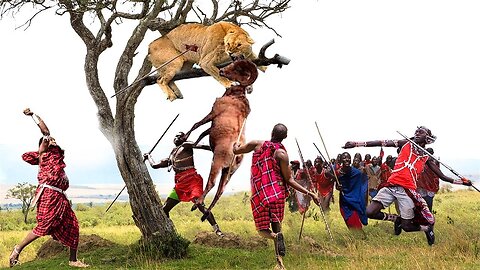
top-left (1, 190), bottom-right (479, 269)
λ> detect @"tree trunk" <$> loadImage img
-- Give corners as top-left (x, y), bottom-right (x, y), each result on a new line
top-left (82, 45), bottom-right (178, 242)
top-left (112, 111), bottom-right (176, 240)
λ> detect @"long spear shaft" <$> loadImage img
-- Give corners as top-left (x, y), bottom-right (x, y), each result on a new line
top-left (313, 142), bottom-right (342, 187)
top-left (397, 131), bottom-right (479, 192)
top-left (199, 119), bottom-right (247, 219)
top-left (106, 113), bottom-right (180, 213)
top-left (295, 138), bottom-right (334, 241)
top-left (105, 186), bottom-right (126, 213)
top-left (298, 209), bottom-right (307, 241)
top-left (146, 113), bottom-right (180, 156)
top-left (110, 45), bottom-right (198, 98)
top-left (315, 122), bottom-right (341, 188)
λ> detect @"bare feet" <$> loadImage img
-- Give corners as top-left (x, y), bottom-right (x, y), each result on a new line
top-left (9, 245), bottom-right (20, 267)
top-left (69, 260), bottom-right (90, 268)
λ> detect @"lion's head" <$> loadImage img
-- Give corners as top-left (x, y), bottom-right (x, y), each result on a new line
top-left (224, 29), bottom-right (254, 60)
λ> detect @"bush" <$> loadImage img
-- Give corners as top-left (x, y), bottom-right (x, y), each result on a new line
top-left (137, 232), bottom-right (190, 259)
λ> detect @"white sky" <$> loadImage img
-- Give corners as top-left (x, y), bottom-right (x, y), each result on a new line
top-left (1, 1), bottom-right (480, 195)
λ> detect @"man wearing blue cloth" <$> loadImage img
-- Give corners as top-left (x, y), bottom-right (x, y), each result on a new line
top-left (337, 152), bottom-right (368, 231)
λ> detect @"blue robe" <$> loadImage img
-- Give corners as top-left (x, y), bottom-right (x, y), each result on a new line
top-left (339, 167), bottom-right (368, 225)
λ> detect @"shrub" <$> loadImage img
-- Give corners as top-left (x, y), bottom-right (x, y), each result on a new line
top-left (137, 232), bottom-right (190, 259)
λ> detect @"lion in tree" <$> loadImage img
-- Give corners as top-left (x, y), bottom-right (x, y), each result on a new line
top-left (148, 21), bottom-right (263, 101)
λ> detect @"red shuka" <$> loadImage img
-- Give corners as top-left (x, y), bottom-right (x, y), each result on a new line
top-left (250, 141), bottom-right (286, 230)
top-left (174, 168), bottom-right (204, 202)
top-left (314, 170), bottom-right (334, 197)
top-left (22, 146), bottom-right (79, 249)
top-left (388, 142), bottom-right (429, 190)
top-left (417, 162), bottom-right (440, 193)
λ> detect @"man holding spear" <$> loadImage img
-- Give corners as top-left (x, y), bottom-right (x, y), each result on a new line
top-left (343, 126), bottom-right (473, 245)
top-left (233, 123), bottom-right (319, 270)
top-left (143, 132), bottom-right (225, 237)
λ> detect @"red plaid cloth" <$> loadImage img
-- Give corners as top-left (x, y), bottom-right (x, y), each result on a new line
top-left (253, 199), bottom-right (285, 230)
top-left (23, 146), bottom-right (79, 249)
top-left (174, 168), bottom-right (204, 202)
top-left (250, 141), bottom-right (286, 230)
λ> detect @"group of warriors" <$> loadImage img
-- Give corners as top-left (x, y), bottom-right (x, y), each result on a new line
top-left (9, 107), bottom-right (475, 270)
top-left (287, 147), bottom-right (442, 233)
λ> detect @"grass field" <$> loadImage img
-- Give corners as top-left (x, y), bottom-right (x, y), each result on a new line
top-left (1, 189), bottom-right (479, 269)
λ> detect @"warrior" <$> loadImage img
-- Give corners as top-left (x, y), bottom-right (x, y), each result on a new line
top-left (9, 109), bottom-right (89, 268)
top-left (233, 123), bottom-right (319, 270)
top-left (336, 152), bottom-right (368, 231)
top-left (313, 156), bottom-right (335, 212)
top-left (143, 132), bottom-right (224, 236)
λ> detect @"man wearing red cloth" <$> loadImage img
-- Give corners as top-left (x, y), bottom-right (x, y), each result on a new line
top-left (343, 126), bottom-right (472, 246)
top-left (416, 148), bottom-right (440, 211)
top-left (380, 155), bottom-right (394, 185)
top-left (144, 132), bottom-right (224, 236)
top-left (313, 156), bottom-right (334, 212)
top-left (294, 160), bottom-right (314, 215)
top-left (9, 109), bottom-right (89, 268)
top-left (233, 123), bottom-right (319, 270)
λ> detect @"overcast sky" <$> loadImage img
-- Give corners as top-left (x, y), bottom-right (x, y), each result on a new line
top-left (1, 1), bottom-right (479, 196)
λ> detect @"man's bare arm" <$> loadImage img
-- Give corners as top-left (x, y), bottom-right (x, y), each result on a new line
top-left (233, 140), bottom-right (263, 155)
top-left (23, 108), bottom-right (50, 136)
top-left (275, 149), bottom-right (319, 205)
top-left (143, 154), bottom-right (169, 169)
top-left (343, 139), bottom-right (408, 149)
top-left (426, 158), bottom-right (471, 186)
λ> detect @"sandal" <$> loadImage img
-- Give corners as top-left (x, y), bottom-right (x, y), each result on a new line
top-left (69, 260), bottom-right (90, 268)
top-left (9, 246), bottom-right (20, 267)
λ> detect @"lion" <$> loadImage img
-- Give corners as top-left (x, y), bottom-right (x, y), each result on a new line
top-left (148, 21), bottom-right (262, 101)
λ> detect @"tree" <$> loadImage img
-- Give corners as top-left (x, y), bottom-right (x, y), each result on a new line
top-left (6, 182), bottom-right (37, 223)
top-left (0, 0), bottom-right (289, 256)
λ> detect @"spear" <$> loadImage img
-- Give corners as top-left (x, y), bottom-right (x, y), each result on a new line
top-left (295, 138), bottom-right (334, 241)
top-left (397, 131), bottom-right (479, 192)
top-left (200, 119), bottom-right (247, 220)
top-left (110, 44), bottom-right (198, 98)
top-left (105, 113), bottom-right (180, 213)
top-left (315, 122), bottom-right (342, 189)
top-left (313, 142), bottom-right (343, 196)
top-left (145, 113), bottom-right (180, 158)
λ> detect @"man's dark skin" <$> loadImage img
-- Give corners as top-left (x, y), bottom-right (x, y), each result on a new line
top-left (144, 132), bottom-right (223, 235)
